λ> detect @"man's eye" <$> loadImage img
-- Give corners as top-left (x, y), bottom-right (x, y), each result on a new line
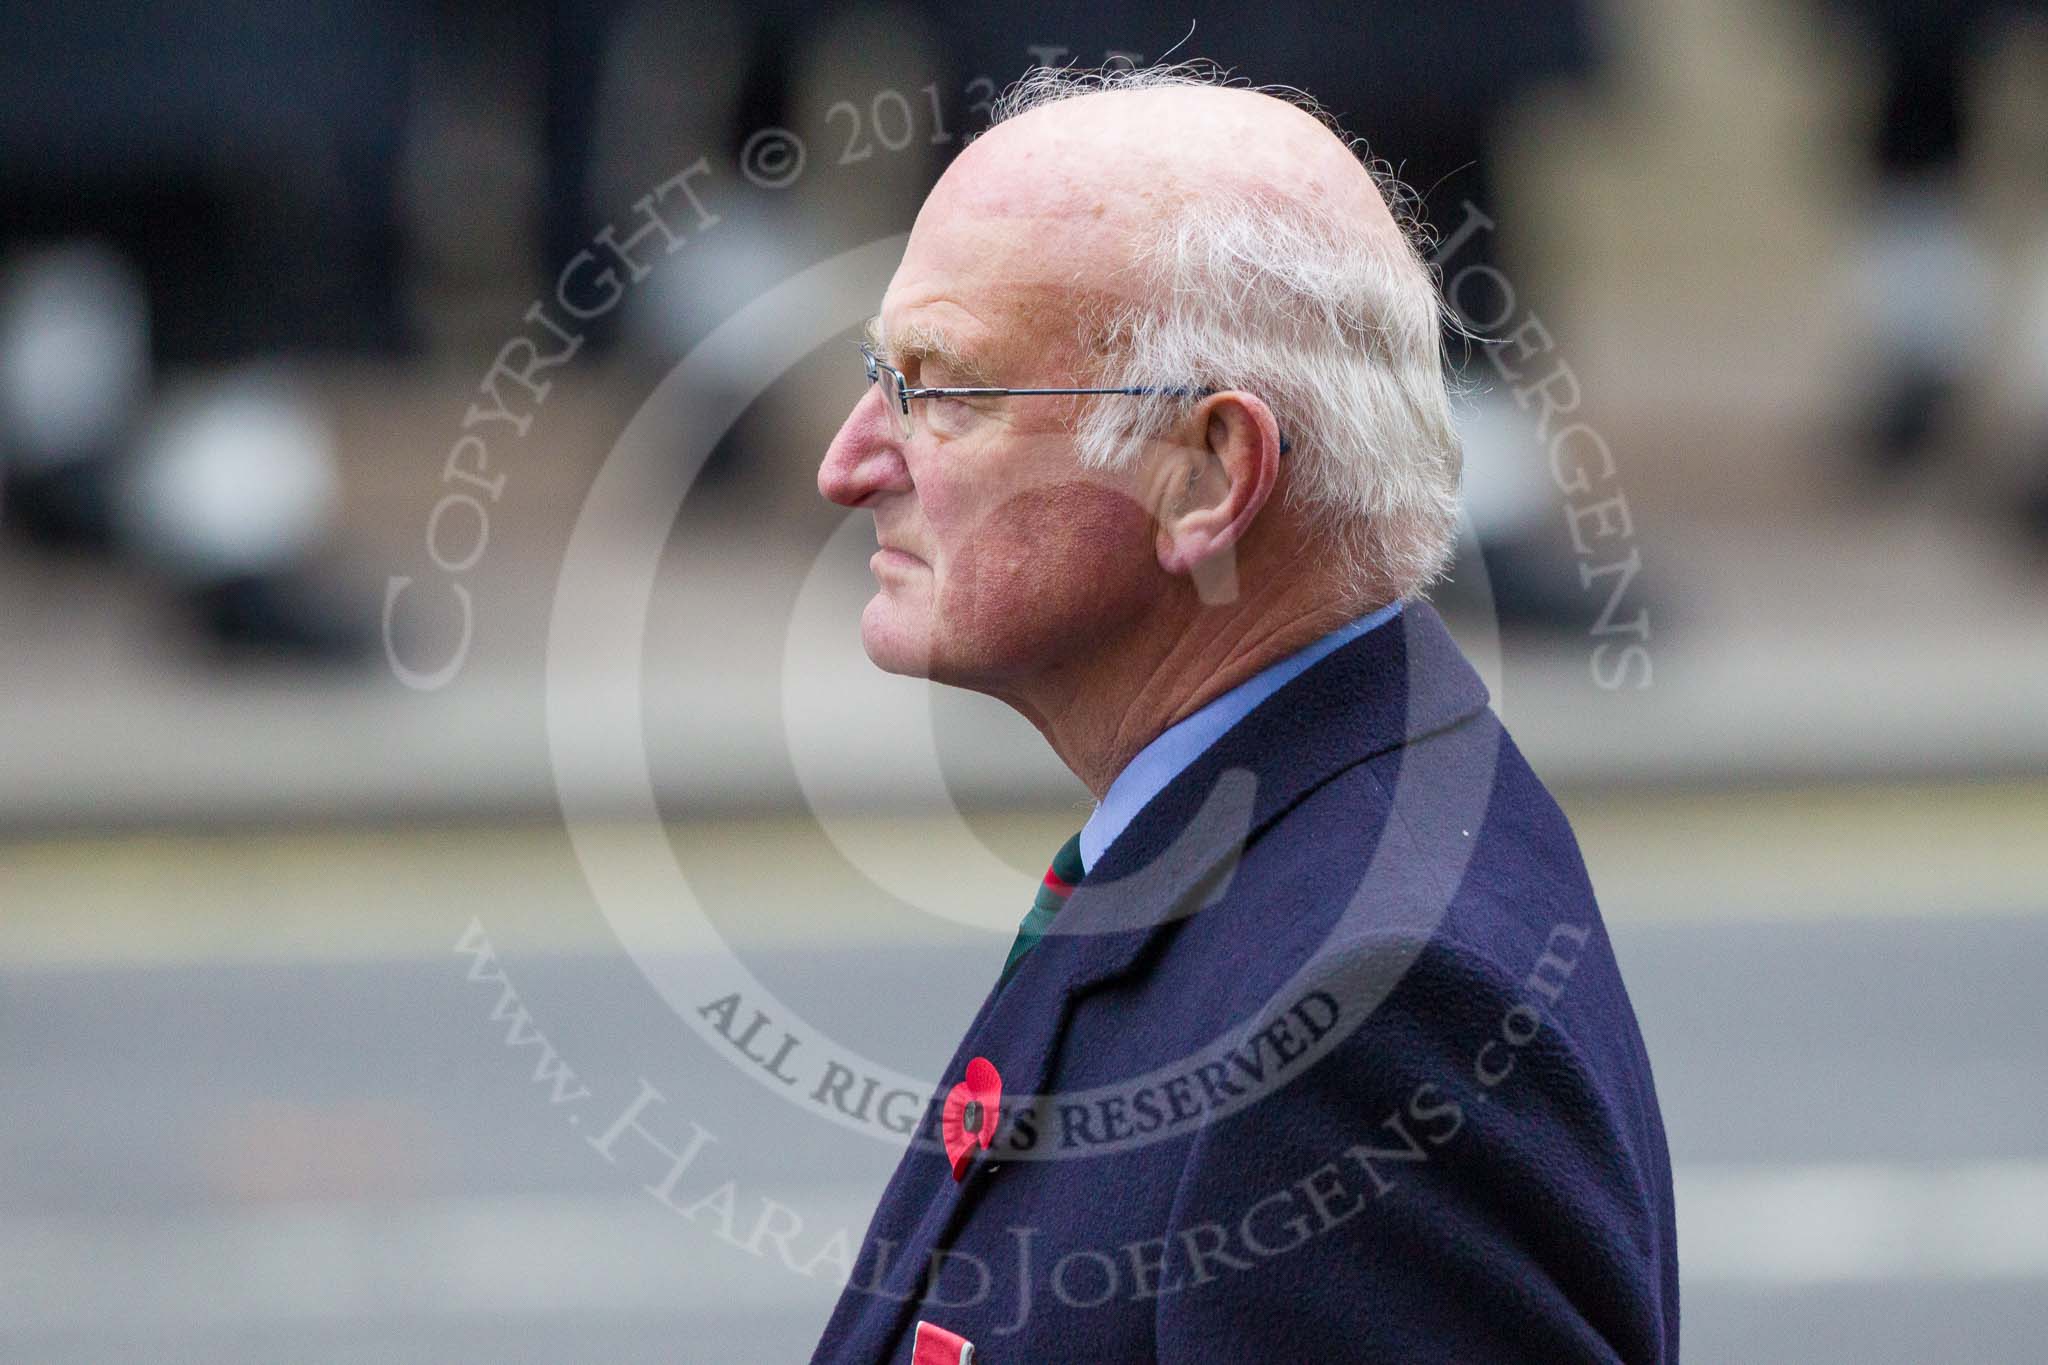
top-left (924, 395), bottom-right (974, 431)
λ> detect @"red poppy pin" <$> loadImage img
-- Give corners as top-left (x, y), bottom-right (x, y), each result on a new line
top-left (941, 1056), bottom-right (1002, 1182)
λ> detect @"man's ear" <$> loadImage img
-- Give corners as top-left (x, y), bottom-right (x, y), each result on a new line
top-left (1152, 392), bottom-right (1283, 603)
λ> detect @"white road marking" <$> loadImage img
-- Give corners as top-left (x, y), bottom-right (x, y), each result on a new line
top-left (0, 1188), bottom-right (881, 1332)
top-left (1676, 1159), bottom-right (2048, 1284)
top-left (3, 1162), bottom-right (2046, 1333)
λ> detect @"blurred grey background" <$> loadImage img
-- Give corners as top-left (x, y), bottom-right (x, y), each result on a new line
top-left (2, 0), bottom-right (2045, 1360)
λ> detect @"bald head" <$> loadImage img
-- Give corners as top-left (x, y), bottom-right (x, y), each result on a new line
top-left (909, 85), bottom-right (1402, 325)
top-left (965, 84), bottom-right (1395, 228)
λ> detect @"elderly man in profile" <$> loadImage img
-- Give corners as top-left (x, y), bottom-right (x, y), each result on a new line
top-left (811, 65), bottom-right (1677, 1364)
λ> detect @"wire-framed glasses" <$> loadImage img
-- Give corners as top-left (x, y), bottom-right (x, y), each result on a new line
top-left (859, 341), bottom-right (1289, 452)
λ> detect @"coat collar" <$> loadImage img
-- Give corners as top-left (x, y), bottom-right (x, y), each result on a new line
top-left (1030, 597), bottom-right (1488, 1004)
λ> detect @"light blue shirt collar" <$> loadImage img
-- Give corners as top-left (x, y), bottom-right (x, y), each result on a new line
top-left (1077, 601), bottom-right (1404, 875)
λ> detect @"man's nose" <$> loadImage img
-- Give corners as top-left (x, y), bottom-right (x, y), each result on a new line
top-left (818, 388), bottom-right (910, 508)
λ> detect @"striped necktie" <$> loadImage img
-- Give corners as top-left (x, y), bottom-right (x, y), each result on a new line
top-left (995, 831), bottom-right (1084, 992)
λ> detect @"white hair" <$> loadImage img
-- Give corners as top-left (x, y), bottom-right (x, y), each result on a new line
top-left (984, 63), bottom-right (1464, 608)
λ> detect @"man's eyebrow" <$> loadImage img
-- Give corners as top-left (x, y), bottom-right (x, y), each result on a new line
top-left (863, 314), bottom-right (997, 386)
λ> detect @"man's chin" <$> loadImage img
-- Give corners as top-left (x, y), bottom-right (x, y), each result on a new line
top-left (858, 599), bottom-right (937, 679)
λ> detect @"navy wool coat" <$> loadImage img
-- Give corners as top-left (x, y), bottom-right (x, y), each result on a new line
top-left (810, 602), bottom-right (1679, 1363)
